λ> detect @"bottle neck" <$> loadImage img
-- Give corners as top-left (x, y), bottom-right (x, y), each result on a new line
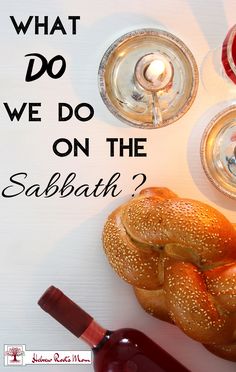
top-left (81, 320), bottom-right (107, 348)
top-left (38, 286), bottom-right (104, 343)
top-left (38, 286), bottom-right (110, 350)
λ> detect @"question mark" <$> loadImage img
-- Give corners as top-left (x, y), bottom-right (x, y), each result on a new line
top-left (132, 173), bottom-right (147, 196)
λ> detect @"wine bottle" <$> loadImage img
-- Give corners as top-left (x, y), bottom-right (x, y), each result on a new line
top-left (38, 286), bottom-right (190, 372)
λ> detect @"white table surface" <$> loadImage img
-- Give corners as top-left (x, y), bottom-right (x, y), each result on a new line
top-left (0, 1), bottom-right (236, 371)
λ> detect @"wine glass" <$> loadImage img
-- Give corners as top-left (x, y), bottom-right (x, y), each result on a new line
top-left (201, 24), bottom-right (236, 98)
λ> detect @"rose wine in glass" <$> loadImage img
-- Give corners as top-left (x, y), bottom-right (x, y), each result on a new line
top-left (38, 286), bottom-right (190, 372)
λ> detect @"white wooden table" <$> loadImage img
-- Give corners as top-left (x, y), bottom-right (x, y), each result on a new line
top-left (0, 1), bottom-right (236, 371)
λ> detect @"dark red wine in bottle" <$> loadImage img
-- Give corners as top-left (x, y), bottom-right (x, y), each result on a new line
top-left (38, 286), bottom-right (190, 372)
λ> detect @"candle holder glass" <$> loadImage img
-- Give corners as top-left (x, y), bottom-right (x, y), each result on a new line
top-left (201, 105), bottom-right (236, 199)
top-left (98, 28), bottom-right (199, 129)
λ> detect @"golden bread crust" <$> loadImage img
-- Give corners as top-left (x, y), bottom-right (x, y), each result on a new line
top-left (103, 187), bottom-right (236, 360)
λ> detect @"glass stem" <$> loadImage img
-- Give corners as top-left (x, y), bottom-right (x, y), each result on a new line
top-left (152, 92), bottom-right (163, 127)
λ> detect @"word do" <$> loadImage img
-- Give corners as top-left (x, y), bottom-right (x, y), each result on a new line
top-left (25, 53), bottom-right (66, 82)
top-left (3, 102), bottom-right (94, 123)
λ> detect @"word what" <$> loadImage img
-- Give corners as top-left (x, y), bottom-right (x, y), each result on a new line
top-left (10, 16), bottom-right (80, 35)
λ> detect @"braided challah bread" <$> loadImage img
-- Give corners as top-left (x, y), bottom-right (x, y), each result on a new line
top-left (103, 187), bottom-right (236, 361)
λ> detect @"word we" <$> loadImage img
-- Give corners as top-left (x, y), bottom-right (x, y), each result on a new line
top-left (3, 102), bottom-right (94, 123)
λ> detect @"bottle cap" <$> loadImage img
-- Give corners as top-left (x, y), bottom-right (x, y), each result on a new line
top-left (201, 105), bottom-right (236, 199)
top-left (38, 286), bottom-right (93, 338)
top-left (222, 25), bottom-right (236, 84)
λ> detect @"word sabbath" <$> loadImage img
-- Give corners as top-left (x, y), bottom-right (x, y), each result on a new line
top-left (1, 172), bottom-right (122, 198)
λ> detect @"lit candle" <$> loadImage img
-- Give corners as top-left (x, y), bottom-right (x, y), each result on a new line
top-left (145, 59), bottom-right (166, 83)
top-left (134, 52), bottom-right (174, 127)
top-left (135, 52), bottom-right (173, 92)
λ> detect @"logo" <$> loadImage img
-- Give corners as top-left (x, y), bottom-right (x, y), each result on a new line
top-left (4, 345), bottom-right (25, 366)
top-left (4, 345), bottom-right (91, 367)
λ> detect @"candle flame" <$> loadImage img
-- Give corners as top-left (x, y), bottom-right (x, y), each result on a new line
top-left (145, 60), bottom-right (166, 82)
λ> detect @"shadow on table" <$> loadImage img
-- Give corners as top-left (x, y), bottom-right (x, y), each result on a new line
top-left (187, 0), bottom-right (229, 49)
